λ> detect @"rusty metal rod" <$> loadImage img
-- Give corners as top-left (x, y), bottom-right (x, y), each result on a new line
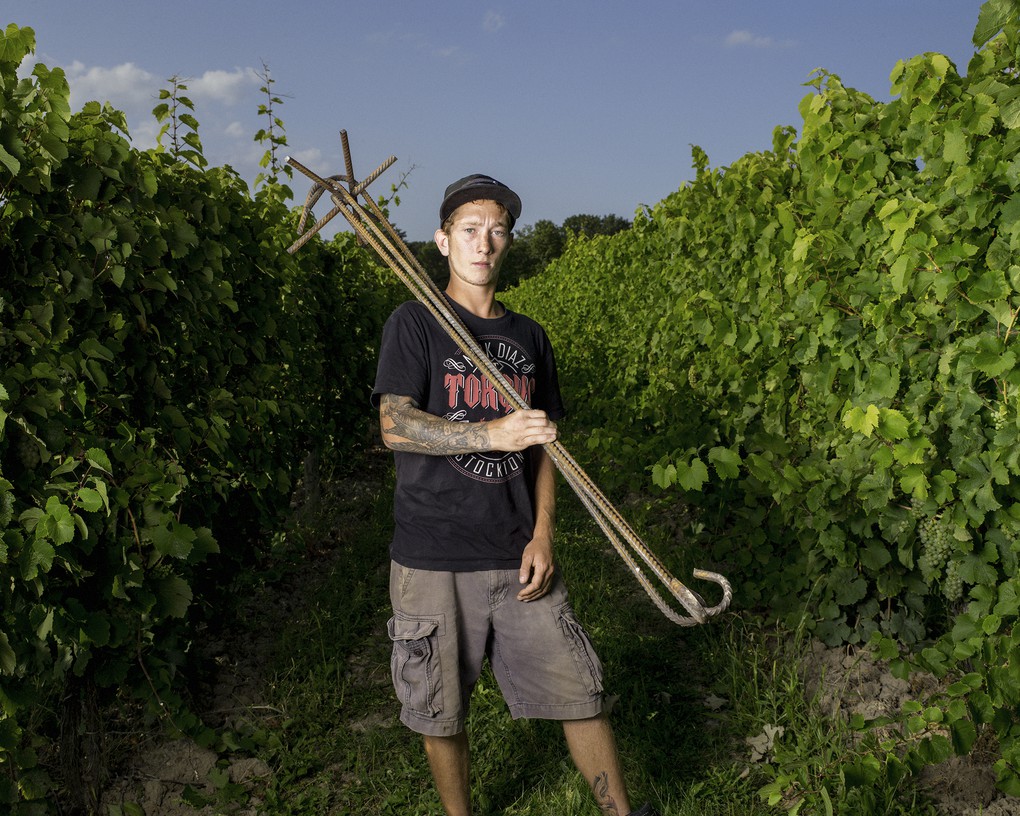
top-left (285, 149), bottom-right (732, 626)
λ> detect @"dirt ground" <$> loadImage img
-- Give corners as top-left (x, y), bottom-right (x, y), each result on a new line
top-left (100, 569), bottom-right (285, 816)
top-left (800, 641), bottom-right (1020, 816)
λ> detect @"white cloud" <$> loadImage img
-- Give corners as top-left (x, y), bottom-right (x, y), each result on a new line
top-left (225, 121), bottom-right (247, 138)
top-left (365, 28), bottom-right (465, 61)
top-left (189, 67), bottom-right (260, 105)
top-left (61, 61), bottom-right (259, 117)
top-left (65, 61), bottom-right (159, 110)
top-left (130, 119), bottom-right (161, 148)
top-left (365, 29), bottom-right (396, 47)
top-left (16, 54), bottom-right (39, 79)
top-left (483, 11), bottom-right (506, 33)
top-left (291, 146), bottom-right (324, 168)
top-left (725, 30), bottom-right (792, 49)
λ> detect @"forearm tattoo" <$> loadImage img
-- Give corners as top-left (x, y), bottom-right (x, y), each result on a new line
top-left (379, 393), bottom-right (493, 455)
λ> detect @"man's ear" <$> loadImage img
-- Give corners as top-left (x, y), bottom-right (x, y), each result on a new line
top-left (434, 228), bottom-right (450, 257)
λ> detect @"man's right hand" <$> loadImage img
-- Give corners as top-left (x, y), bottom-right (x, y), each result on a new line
top-left (487, 409), bottom-right (558, 452)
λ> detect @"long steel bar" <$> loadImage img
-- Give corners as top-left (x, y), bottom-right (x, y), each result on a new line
top-left (285, 139), bottom-right (731, 626)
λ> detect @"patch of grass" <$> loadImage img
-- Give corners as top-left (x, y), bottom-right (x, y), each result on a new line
top-left (212, 457), bottom-right (933, 815)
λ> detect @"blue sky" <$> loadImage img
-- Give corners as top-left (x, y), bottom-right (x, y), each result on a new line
top-left (8, 1), bottom-right (986, 241)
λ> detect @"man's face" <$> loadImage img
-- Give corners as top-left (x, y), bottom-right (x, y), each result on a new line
top-left (435, 200), bottom-right (513, 291)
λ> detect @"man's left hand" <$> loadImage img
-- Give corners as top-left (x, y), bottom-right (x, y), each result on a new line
top-left (518, 538), bottom-right (555, 601)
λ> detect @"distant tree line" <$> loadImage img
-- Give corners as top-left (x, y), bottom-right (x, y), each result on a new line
top-left (407, 213), bottom-right (632, 290)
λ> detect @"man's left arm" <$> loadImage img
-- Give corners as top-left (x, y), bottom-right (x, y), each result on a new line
top-left (518, 446), bottom-right (557, 601)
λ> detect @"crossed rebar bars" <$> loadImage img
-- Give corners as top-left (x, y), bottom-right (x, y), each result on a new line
top-left (285, 131), bottom-right (732, 626)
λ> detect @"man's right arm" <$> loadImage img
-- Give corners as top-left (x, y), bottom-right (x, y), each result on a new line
top-left (378, 393), bottom-right (558, 455)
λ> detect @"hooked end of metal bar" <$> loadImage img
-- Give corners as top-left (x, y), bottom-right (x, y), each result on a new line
top-left (664, 569), bottom-right (732, 626)
top-left (669, 579), bottom-right (708, 625)
top-left (691, 569), bottom-right (733, 617)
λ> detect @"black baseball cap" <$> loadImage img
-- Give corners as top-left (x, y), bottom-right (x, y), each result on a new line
top-left (440, 174), bottom-right (522, 229)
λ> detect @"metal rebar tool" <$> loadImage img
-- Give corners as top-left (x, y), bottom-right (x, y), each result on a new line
top-left (285, 132), bottom-right (732, 626)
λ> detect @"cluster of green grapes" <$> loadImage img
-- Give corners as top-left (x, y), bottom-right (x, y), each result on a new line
top-left (942, 559), bottom-right (964, 603)
top-left (914, 508), bottom-right (968, 603)
top-left (917, 513), bottom-right (952, 583)
top-left (0, 489), bottom-right (13, 528)
top-left (13, 428), bottom-right (41, 469)
top-left (992, 403), bottom-right (1010, 431)
top-left (889, 507), bottom-right (916, 540)
top-left (0, 296), bottom-right (14, 351)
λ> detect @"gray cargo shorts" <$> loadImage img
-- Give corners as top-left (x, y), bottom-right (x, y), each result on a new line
top-left (387, 561), bottom-right (606, 737)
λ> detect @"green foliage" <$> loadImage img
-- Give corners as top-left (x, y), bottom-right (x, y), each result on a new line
top-left (501, 214), bottom-right (632, 289)
top-left (507, 0), bottom-right (1020, 796)
top-left (0, 24), bottom-right (70, 194)
top-left (562, 213), bottom-right (634, 239)
top-left (520, 219), bottom-right (567, 265)
top-left (0, 25), bottom-right (393, 812)
top-left (253, 62), bottom-right (291, 193)
top-left (152, 75), bottom-right (207, 169)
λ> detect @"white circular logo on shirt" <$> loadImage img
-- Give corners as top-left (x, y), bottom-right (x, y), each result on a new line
top-left (443, 335), bottom-right (537, 484)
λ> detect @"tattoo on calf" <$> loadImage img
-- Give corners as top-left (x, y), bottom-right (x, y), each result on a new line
top-left (593, 771), bottom-right (621, 814)
top-left (380, 393), bottom-right (492, 455)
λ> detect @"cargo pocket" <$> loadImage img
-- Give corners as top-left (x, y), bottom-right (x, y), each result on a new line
top-left (388, 613), bottom-right (443, 717)
top-left (556, 604), bottom-right (604, 696)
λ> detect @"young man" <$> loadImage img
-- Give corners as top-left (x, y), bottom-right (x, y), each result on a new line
top-left (372, 174), bottom-right (657, 816)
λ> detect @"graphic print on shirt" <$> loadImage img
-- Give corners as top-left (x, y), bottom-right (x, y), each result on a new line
top-left (442, 334), bottom-right (538, 484)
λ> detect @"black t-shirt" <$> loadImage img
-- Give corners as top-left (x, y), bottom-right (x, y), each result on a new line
top-left (371, 297), bottom-right (566, 571)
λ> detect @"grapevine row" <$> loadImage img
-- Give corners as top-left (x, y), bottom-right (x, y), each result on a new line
top-left (0, 24), bottom-right (399, 812)
top-left (508, 1), bottom-right (1020, 799)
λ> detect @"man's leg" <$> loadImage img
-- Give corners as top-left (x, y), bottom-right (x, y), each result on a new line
top-left (563, 713), bottom-right (631, 815)
top-left (424, 731), bottom-right (471, 816)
